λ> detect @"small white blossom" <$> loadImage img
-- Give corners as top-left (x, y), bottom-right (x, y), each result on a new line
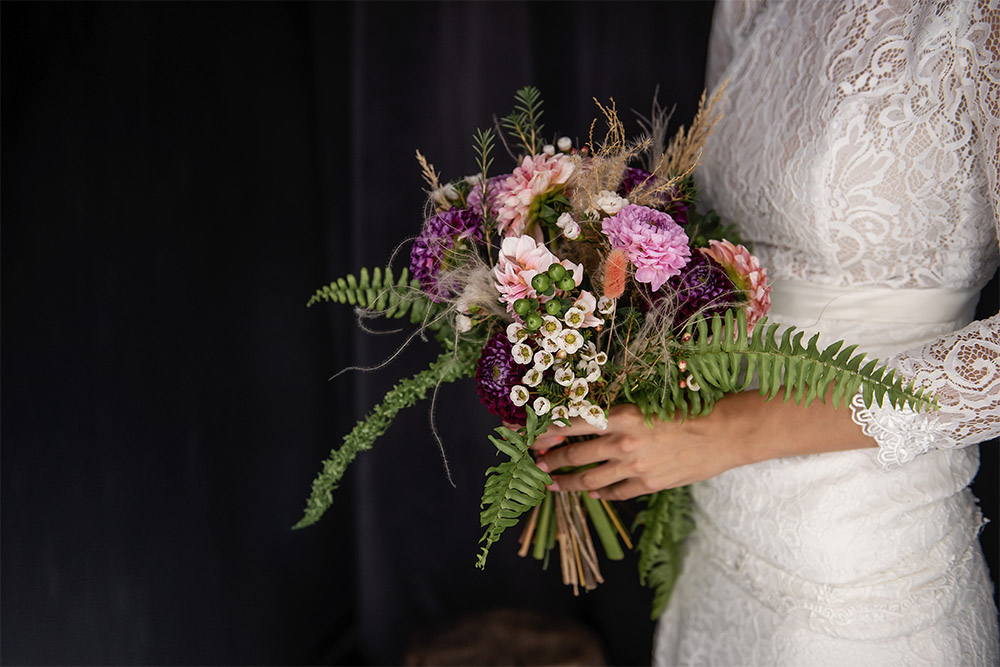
top-left (533, 350), bottom-right (555, 371)
top-left (511, 342), bottom-right (533, 365)
top-left (568, 378), bottom-right (590, 401)
top-left (595, 190), bottom-right (629, 215)
top-left (539, 336), bottom-right (561, 353)
top-left (584, 361), bottom-right (602, 382)
top-left (594, 351), bottom-right (608, 366)
top-left (579, 342), bottom-right (598, 361)
top-left (597, 296), bottom-right (616, 315)
top-left (563, 307), bottom-right (585, 328)
top-left (506, 322), bottom-right (528, 343)
top-left (464, 173), bottom-right (483, 186)
top-left (522, 368), bottom-right (543, 387)
top-left (510, 385), bottom-right (530, 406)
top-left (551, 405), bottom-right (571, 424)
top-left (581, 404), bottom-right (609, 430)
top-left (532, 396), bottom-right (551, 416)
top-left (686, 374), bottom-right (701, 391)
top-left (540, 315), bottom-right (563, 338)
top-left (557, 329), bottom-right (585, 354)
top-left (554, 366), bottom-right (576, 386)
top-left (432, 183), bottom-right (460, 207)
top-left (562, 221), bottom-right (581, 240)
top-left (555, 212), bottom-right (581, 240)
top-left (455, 314), bottom-right (472, 332)
top-left (542, 144), bottom-right (556, 156)
top-left (557, 136), bottom-right (573, 152)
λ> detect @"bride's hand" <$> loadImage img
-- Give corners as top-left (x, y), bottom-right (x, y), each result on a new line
top-left (529, 390), bottom-right (876, 501)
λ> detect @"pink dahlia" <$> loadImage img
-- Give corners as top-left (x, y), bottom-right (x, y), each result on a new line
top-left (493, 235), bottom-right (583, 314)
top-left (700, 239), bottom-right (771, 329)
top-left (495, 153), bottom-right (576, 236)
top-left (601, 204), bottom-right (691, 291)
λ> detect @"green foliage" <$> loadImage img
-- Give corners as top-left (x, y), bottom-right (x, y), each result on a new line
top-left (682, 309), bottom-right (937, 412)
top-left (307, 266), bottom-right (444, 327)
top-left (501, 86), bottom-right (545, 156)
top-left (635, 487), bottom-right (694, 619)
top-left (477, 407), bottom-right (552, 568)
top-left (293, 345), bottom-right (480, 529)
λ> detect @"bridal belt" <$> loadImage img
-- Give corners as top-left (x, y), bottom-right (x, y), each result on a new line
top-left (768, 280), bottom-right (980, 325)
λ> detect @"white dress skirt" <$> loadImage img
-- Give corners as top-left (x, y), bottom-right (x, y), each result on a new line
top-left (652, 1), bottom-right (1000, 664)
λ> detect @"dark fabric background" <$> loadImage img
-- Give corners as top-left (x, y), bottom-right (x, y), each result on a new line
top-left (2, 2), bottom-right (996, 666)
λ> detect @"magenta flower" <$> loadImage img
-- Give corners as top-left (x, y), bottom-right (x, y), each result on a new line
top-left (601, 204), bottom-right (691, 291)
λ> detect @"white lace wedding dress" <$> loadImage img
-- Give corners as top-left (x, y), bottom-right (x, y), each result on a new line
top-left (653, 1), bottom-right (1000, 664)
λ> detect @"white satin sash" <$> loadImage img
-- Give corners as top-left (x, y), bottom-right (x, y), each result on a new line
top-left (768, 280), bottom-right (981, 325)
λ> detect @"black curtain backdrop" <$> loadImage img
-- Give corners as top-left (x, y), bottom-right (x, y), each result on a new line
top-left (2, 2), bottom-right (996, 666)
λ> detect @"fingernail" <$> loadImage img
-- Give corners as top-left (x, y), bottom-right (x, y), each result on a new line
top-left (547, 480), bottom-right (560, 491)
top-left (536, 460), bottom-right (550, 473)
top-left (588, 491), bottom-right (601, 499)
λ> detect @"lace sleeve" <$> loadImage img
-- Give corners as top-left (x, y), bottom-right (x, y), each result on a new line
top-left (850, 0), bottom-right (1000, 469)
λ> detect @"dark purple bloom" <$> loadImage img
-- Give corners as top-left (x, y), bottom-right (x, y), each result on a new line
top-left (665, 253), bottom-right (736, 327)
top-left (409, 207), bottom-right (484, 301)
top-left (475, 331), bottom-right (527, 426)
top-left (618, 167), bottom-right (690, 226)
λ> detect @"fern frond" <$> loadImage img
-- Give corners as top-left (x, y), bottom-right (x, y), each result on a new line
top-left (500, 86), bottom-right (545, 155)
top-left (681, 309), bottom-right (938, 413)
top-left (476, 407), bottom-right (552, 568)
top-left (293, 344), bottom-right (479, 529)
top-left (306, 266), bottom-right (444, 326)
top-left (634, 487), bottom-right (694, 619)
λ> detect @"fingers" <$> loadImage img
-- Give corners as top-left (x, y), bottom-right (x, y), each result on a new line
top-left (529, 416), bottom-right (605, 450)
top-left (535, 436), bottom-right (616, 473)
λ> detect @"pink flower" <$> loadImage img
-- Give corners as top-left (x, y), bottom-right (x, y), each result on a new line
top-left (495, 154), bottom-right (576, 236)
top-left (601, 204), bottom-right (691, 291)
top-left (700, 239), bottom-right (771, 329)
top-left (493, 235), bottom-right (583, 314)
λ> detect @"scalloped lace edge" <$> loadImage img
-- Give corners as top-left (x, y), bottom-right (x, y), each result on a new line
top-left (849, 392), bottom-right (958, 470)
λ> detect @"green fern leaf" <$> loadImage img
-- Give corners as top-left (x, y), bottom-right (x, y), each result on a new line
top-left (293, 344), bottom-right (479, 529)
top-left (306, 266), bottom-right (444, 328)
top-left (476, 408), bottom-right (552, 568)
top-left (635, 487), bottom-right (694, 619)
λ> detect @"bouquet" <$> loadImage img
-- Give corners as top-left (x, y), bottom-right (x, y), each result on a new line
top-left (294, 87), bottom-right (935, 617)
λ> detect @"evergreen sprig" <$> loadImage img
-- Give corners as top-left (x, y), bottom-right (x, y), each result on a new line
top-left (293, 345), bottom-right (479, 529)
top-left (501, 86), bottom-right (545, 156)
top-left (635, 487), bottom-right (694, 619)
top-left (307, 266), bottom-right (443, 327)
top-left (477, 407), bottom-right (552, 568)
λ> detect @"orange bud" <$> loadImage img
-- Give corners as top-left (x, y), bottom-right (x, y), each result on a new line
top-left (602, 248), bottom-right (628, 299)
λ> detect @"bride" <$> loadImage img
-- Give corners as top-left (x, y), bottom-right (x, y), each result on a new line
top-left (531, 0), bottom-right (1000, 664)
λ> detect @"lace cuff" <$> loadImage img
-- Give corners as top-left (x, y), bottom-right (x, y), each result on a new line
top-left (849, 392), bottom-right (959, 470)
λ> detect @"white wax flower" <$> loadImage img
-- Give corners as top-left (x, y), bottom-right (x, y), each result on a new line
top-left (584, 361), bottom-right (602, 382)
top-left (594, 351), bottom-right (608, 366)
top-left (564, 307), bottom-right (585, 328)
top-left (507, 322), bottom-right (528, 343)
top-left (533, 350), bottom-right (555, 371)
top-left (540, 315), bottom-right (563, 338)
top-left (464, 173), bottom-right (483, 185)
top-left (561, 220), bottom-right (581, 240)
top-left (557, 329), bottom-right (585, 354)
top-left (551, 405), bottom-right (571, 424)
top-left (511, 342), bottom-right (533, 365)
top-left (569, 378), bottom-right (589, 401)
top-left (557, 136), bottom-right (572, 152)
top-left (522, 368), bottom-right (542, 387)
top-left (542, 144), bottom-right (556, 156)
top-left (455, 314), bottom-right (472, 332)
top-left (554, 366), bottom-right (575, 386)
top-left (597, 296), bottom-right (616, 315)
top-left (581, 404), bottom-right (608, 430)
top-left (510, 385), bottom-right (530, 406)
top-left (532, 396), bottom-right (551, 416)
top-left (539, 336), bottom-right (561, 353)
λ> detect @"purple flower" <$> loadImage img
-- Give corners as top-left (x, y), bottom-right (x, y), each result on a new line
top-left (601, 204), bottom-right (691, 291)
top-left (665, 252), bottom-right (735, 327)
top-left (618, 167), bottom-right (655, 196)
top-left (618, 167), bottom-right (690, 225)
top-left (466, 175), bottom-right (505, 216)
top-left (475, 331), bottom-right (527, 426)
top-left (409, 207), bottom-right (484, 301)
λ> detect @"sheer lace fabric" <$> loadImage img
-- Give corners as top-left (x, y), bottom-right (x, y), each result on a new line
top-left (652, 1), bottom-right (1000, 664)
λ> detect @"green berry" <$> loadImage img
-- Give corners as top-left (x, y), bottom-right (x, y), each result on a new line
top-left (544, 299), bottom-right (563, 315)
top-left (547, 263), bottom-right (568, 281)
top-left (525, 313), bottom-right (543, 330)
top-left (557, 277), bottom-right (577, 292)
top-left (531, 273), bottom-right (552, 293)
top-left (513, 298), bottom-right (532, 316)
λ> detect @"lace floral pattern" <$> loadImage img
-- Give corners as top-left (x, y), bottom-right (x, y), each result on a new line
top-left (653, 0), bottom-right (1000, 664)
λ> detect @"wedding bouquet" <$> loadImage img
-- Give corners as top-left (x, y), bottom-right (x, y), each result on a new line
top-left (295, 87), bottom-right (935, 617)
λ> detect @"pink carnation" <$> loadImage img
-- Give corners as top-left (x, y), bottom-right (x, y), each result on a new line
top-left (700, 239), bottom-right (771, 329)
top-left (493, 235), bottom-right (583, 314)
top-left (601, 204), bottom-right (691, 291)
top-left (495, 154), bottom-right (576, 236)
